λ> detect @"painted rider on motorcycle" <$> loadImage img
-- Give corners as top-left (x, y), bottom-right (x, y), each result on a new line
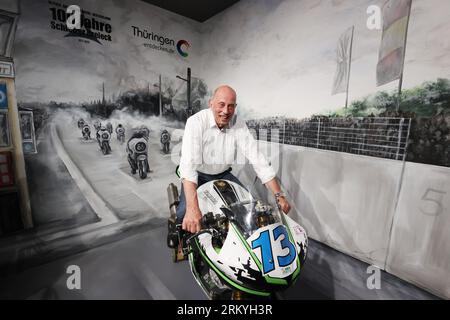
top-left (126, 131), bottom-right (151, 175)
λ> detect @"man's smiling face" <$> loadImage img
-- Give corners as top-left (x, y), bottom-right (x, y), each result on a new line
top-left (210, 86), bottom-right (237, 129)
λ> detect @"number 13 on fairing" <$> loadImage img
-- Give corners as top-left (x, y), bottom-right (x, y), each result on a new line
top-left (251, 224), bottom-right (296, 275)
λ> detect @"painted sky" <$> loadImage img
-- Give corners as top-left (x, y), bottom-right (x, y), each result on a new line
top-left (200, 0), bottom-right (450, 118)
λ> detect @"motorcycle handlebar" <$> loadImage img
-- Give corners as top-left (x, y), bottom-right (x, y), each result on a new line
top-left (185, 229), bottom-right (218, 246)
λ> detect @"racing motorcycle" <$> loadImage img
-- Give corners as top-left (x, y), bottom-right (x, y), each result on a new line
top-left (116, 125), bottom-right (125, 144)
top-left (127, 134), bottom-right (150, 179)
top-left (81, 124), bottom-right (91, 140)
top-left (166, 178), bottom-right (308, 300)
top-left (77, 118), bottom-right (85, 129)
top-left (160, 129), bottom-right (171, 154)
top-left (97, 129), bottom-right (112, 155)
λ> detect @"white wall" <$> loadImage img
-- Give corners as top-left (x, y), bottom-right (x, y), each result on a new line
top-left (235, 143), bottom-right (450, 299)
top-left (282, 145), bottom-right (404, 268)
top-left (386, 162), bottom-right (450, 299)
top-left (236, 143), bottom-right (402, 267)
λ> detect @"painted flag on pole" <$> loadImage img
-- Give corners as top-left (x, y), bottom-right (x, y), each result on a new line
top-left (376, 0), bottom-right (412, 87)
top-left (332, 26), bottom-right (354, 95)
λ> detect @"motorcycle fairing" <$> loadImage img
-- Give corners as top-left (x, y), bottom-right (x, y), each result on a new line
top-left (245, 222), bottom-right (298, 279)
top-left (197, 180), bottom-right (251, 216)
top-left (194, 180), bottom-right (308, 295)
top-left (212, 180), bottom-right (240, 206)
top-left (128, 137), bottom-right (148, 154)
top-left (99, 131), bottom-right (110, 141)
top-left (193, 232), bottom-right (271, 297)
top-left (282, 212), bottom-right (308, 267)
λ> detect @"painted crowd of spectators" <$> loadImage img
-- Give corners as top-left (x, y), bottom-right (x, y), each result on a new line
top-left (407, 111), bottom-right (450, 167)
top-left (246, 110), bottom-right (450, 168)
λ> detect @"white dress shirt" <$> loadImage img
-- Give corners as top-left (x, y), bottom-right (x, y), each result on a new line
top-left (179, 108), bottom-right (276, 185)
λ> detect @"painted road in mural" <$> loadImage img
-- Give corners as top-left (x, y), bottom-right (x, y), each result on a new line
top-left (0, 110), bottom-right (206, 299)
top-left (55, 112), bottom-right (182, 220)
top-left (24, 122), bottom-right (99, 229)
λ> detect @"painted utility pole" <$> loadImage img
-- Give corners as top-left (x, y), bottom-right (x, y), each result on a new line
top-left (176, 67), bottom-right (191, 118)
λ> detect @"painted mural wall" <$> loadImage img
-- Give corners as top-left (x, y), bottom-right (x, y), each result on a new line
top-left (12, 0), bottom-right (208, 230)
top-left (201, 0), bottom-right (450, 299)
top-left (15, 0), bottom-right (203, 106)
top-left (200, 0), bottom-right (450, 169)
top-left (7, 0), bottom-right (450, 299)
top-left (199, 0), bottom-right (450, 119)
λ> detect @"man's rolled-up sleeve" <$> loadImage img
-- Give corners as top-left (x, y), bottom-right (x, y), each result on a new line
top-left (236, 123), bottom-right (276, 184)
top-left (179, 118), bottom-right (202, 185)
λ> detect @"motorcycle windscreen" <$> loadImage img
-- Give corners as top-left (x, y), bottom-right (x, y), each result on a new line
top-left (221, 200), bottom-right (282, 238)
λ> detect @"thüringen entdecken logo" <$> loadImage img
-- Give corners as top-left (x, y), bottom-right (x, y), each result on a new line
top-left (176, 40), bottom-right (190, 57)
top-left (132, 26), bottom-right (190, 58)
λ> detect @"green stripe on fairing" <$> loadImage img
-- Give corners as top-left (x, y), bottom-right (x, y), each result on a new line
top-left (193, 238), bottom-right (270, 297)
top-left (231, 223), bottom-right (288, 286)
top-left (280, 212), bottom-right (301, 280)
top-left (189, 251), bottom-right (212, 298)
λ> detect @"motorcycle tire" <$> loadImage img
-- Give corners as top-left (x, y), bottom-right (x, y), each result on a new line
top-left (138, 160), bottom-right (147, 179)
top-left (102, 142), bottom-right (109, 155)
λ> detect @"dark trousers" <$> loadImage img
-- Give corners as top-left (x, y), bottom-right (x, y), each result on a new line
top-left (176, 168), bottom-right (245, 222)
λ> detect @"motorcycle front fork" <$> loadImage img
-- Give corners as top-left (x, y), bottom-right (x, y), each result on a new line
top-left (127, 156), bottom-right (150, 172)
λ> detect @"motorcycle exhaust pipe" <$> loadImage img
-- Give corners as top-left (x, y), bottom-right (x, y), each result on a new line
top-left (167, 183), bottom-right (179, 217)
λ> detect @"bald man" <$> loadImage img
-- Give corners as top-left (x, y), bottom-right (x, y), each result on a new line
top-left (177, 85), bottom-right (291, 233)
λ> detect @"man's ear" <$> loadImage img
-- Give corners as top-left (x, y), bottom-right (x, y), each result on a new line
top-left (208, 99), bottom-right (212, 108)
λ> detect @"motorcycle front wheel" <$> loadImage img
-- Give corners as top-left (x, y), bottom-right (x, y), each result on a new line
top-left (164, 143), bottom-right (170, 154)
top-left (102, 142), bottom-right (109, 155)
top-left (138, 160), bottom-right (147, 179)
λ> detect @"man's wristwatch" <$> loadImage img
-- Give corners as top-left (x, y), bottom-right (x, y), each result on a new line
top-left (274, 192), bottom-right (286, 199)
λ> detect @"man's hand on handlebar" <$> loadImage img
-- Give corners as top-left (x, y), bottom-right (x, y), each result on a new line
top-left (182, 206), bottom-right (202, 233)
top-left (277, 196), bottom-right (291, 214)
